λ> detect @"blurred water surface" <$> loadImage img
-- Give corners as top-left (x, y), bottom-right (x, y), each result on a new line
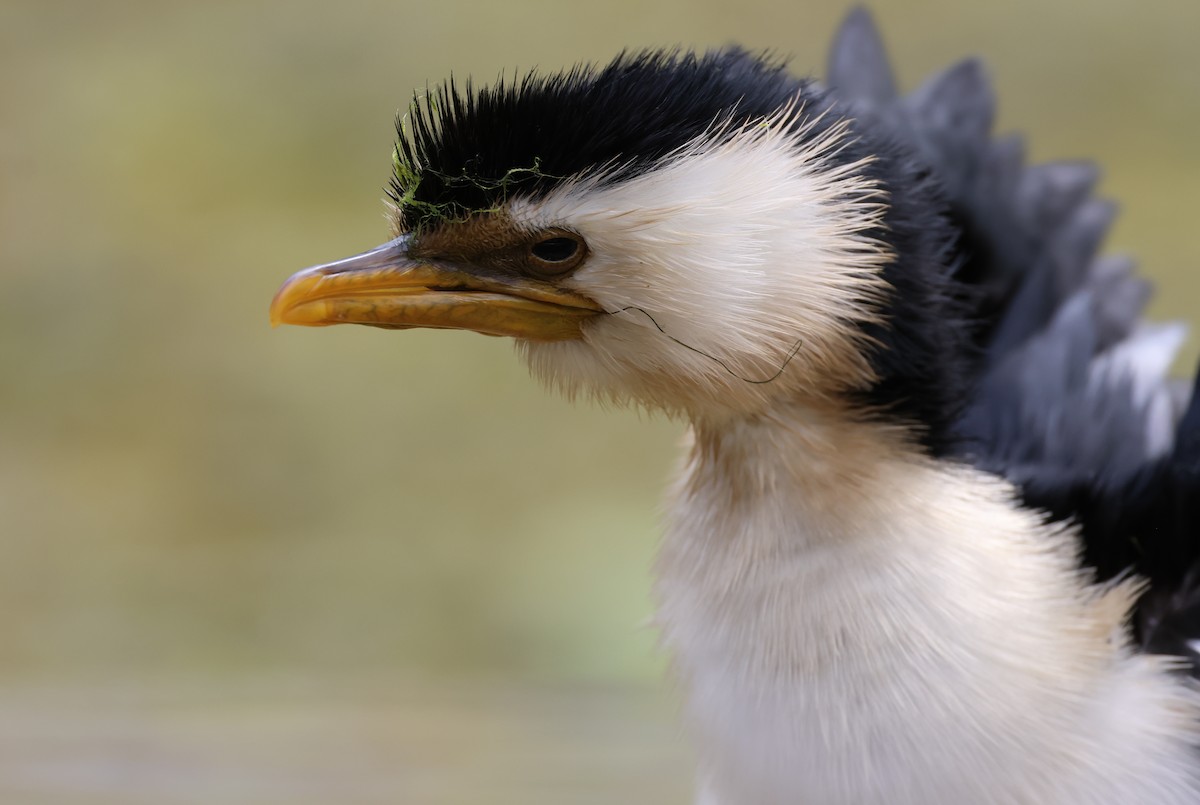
top-left (2, 0), bottom-right (1198, 801)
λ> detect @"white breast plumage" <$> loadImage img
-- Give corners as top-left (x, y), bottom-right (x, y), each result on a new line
top-left (658, 413), bottom-right (1200, 804)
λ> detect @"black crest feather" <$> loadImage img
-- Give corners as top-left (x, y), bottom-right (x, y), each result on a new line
top-left (389, 50), bottom-right (805, 229)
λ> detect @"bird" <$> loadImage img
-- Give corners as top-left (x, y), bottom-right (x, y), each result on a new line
top-left (270, 9), bottom-right (1200, 804)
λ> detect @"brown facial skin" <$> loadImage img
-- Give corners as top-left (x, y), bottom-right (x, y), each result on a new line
top-left (270, 215), bottom-right (600, 341)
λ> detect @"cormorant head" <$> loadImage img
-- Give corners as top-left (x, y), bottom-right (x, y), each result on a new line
top-left (272, 50), bottom-right (936, 423)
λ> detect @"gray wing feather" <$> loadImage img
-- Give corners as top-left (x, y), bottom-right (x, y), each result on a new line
top-left (826, 6), bottom-right (898, 106)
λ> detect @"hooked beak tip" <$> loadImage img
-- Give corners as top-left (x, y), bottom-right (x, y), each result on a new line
top-left (269, 264), bottom-right (337, 328)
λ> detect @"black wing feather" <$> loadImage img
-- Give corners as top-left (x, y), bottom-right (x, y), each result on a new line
top-left (828, 8), bottom-right (1200, 666)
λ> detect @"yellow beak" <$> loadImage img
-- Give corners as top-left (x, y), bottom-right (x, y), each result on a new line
top-left (270, 237), bottom-right (602, 341)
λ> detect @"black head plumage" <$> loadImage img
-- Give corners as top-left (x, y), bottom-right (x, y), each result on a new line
top-left (389, 49), bottom-right (809, 230)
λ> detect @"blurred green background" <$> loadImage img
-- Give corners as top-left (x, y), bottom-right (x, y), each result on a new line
top-left (2, 1), bottom-right (1198, 802)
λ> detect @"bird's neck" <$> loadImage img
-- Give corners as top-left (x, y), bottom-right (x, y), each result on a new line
top-left (664, 403), bottom-right (941, 557)
top-left (654, 402), bottom-right (1199, 804)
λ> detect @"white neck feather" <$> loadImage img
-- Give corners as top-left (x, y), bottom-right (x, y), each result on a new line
top-left (655, 404), bottom-right (1200, 805)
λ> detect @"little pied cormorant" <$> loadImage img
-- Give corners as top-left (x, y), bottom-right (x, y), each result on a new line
top-left (270, 10), bottom-right (1200, 804)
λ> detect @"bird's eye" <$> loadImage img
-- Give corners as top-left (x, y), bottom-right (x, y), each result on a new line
top-left (527, 233), bottom-right (586, 276)
top-left (531, 237), bottom-right (579, 263)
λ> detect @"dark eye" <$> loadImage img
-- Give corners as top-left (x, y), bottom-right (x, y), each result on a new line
top-left (526, 232), bottom-right (586, 277)
top-left (530, 237), bottom-right (580, 263)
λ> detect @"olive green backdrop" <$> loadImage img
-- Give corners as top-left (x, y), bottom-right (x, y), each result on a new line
top-left (2, 1), bottom-right (1198, 802)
